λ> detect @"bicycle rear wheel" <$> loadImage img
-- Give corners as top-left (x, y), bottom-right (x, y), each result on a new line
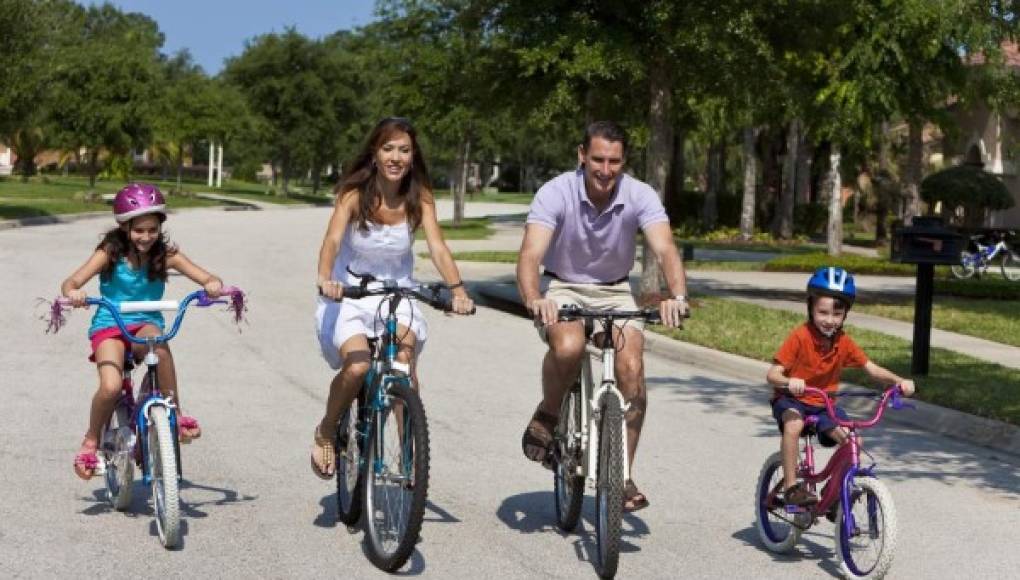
top-left (553, 380), bottom-right (584, 532)
top-left (951, 251), bottom-right (976, 279)
top-left (594, 392), bottom-right (624, 579)
top-left (835, 477), bottom-right (898, 579)
top-left (363, 382), bottom-right (429, 572)
top-left (753, 451), bottom-right (804, 553)
top-left (336, 394), bottom-right (364, 526)
top-left (1001, 251), bottom-right (1020, 282)
top-left (103, 402), bottom-right (135, 511)
top-left (148, 405), bottom-right (180, 548)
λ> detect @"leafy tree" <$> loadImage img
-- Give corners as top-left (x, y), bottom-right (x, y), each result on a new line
top-left (47, 3), bottom-right (164, 187)
top-left (921, 163), bottom-right (1014, 227)
top-left (225, 29), bottom-right (340, 194)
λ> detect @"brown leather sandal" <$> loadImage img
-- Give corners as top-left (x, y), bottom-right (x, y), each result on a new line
top-left (623, 479), bottom-right (650, 512)
top-left (521, 405), bottom-right (558, 466)
top-left (311, 426), bottom-right (335, 480)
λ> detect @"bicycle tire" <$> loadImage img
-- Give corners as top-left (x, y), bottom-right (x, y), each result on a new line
top-left (553, 380), bottom-right (584, 532)
top-left (835, 477), bottom-right (898, 579)
top-left (363, 381), bottom-right (429, 572)
top-left (951, 251), bottom-right (977, 279)
top-left (753, 451), bottom-right (804, 553)
top-left (1001, 251), bottom-right (1020, 282)
top-left (148, 405), bottom-right (181, 548)
top-left (103, 403), bottom-right (135, 511)
top-left (594, 392), bottom-right (624, 579)
top-left (336, 393), bottom-right (365, 526)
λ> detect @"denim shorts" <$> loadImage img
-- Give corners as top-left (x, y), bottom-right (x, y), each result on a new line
top-left (772, 396), bottom-right (849, 447)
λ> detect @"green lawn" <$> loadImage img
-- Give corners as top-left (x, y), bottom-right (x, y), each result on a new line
top-left (652, 296), bottom-right (1020, 425)
top-left (416, 216), bottom-right (495, 240)
top-left (855, 297), bottom-right (1020, 347)
top-left (0, 176), bottom-right (223, 219)
top-left (436, 250), bottom-right (519, 263)
top-left (433, 189), bottom-right (534, 204)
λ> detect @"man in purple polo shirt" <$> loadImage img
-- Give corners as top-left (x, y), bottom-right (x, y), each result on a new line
top-left (517, 121), bottom-right (689, 512)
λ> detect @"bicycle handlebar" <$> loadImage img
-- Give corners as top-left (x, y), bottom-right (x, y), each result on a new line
top-left (556, 304), bottom-right (684, 325)
top-left (56, 286), bottom-right (245, 344)
top-left (795, 385), bottom-right (911, 430)
top-left (321, 281), bottom-right (476, 315)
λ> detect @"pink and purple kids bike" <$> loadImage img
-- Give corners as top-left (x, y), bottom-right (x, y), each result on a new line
top-left (754, 385), bottom-right (912, 579)
top-left (49, 288), bottom-right (246, 549)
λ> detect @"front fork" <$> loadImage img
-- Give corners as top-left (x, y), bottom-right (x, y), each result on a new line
top-left (585, 349), bottom-right (631, 485)
top-left (135, 361), bottom-right (182, 485)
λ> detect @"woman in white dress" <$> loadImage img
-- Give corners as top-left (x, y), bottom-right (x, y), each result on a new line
top-left (312, 117), bottom-right (474, 478)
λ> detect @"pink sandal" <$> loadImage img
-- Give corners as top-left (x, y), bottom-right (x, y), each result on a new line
top-left (74, 452), bottom-right (100, 480)
top-left (178, 415), bottom-right (202, 443)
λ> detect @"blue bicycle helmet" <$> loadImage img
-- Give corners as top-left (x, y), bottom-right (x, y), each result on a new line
top-left (806, 266), bottom-right (856, 308)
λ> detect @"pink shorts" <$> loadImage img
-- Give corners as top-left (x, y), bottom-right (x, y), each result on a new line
top-left (89, 323), bottom-right (148, 362)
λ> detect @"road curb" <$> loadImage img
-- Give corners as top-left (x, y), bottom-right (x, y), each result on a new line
top-left (476, 281), bottom-right (1020, 458)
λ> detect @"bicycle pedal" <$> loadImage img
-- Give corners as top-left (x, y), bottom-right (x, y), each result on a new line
top-left (93, 456), bottom-right (108, 476)
top-left (784, 505), bottom-right (809, 514)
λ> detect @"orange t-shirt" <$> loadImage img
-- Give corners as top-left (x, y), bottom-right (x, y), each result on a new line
top-left (772, 322), bottom-right (869, 407)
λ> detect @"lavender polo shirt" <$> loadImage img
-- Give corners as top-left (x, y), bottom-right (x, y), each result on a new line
top-left (526, 169), bottom-right (669, 284)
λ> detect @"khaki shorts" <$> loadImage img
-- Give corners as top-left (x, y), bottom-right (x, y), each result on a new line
top-left (537, 277), bottom-right (643, 341)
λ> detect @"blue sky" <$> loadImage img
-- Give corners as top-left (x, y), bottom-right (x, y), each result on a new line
top-left (77, 1), bottom-right (378, 74)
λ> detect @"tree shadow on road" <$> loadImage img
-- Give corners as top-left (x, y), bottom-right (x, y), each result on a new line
top-left (496, 491), bottom-right (650, 567)
top-left (646, 373), bottom-right (1020, 500)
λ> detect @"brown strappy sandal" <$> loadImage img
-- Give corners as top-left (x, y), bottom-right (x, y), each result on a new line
top-left (311, 426), bottom-right (335, 480)
top-left (521, 404), bottom-right (558, 467)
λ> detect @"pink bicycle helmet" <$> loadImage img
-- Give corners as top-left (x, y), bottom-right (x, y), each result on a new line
top-left (113, 183), bottom-right (166, 223)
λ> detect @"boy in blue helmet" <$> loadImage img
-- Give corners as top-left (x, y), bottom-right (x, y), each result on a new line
top-left (765, 266), bottom-right (916, 506)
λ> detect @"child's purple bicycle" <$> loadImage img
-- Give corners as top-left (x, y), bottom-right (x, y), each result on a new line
top-left (50, 288), bottom-right (245, 549)
top-left (754, 385), bottom-right (912, 579)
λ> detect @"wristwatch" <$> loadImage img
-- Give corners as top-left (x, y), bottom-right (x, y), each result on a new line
top-left (672, 295), bottom-right (687, 302)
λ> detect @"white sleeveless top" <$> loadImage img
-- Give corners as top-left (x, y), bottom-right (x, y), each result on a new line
top-left (333, 221), bottom-right (415, 287)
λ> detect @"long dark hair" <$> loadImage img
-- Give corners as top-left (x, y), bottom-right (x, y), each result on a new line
top-left (95, 215), bottom-right (176, 281)
top-left (337, 117), bottom-right (434, 231)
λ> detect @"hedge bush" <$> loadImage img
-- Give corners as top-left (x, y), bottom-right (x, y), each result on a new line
top-left (764, 252), bottom-right (916, 275)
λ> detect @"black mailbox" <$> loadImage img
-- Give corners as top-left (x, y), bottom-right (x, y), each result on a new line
top-left (891, 216), bottom-right (964, 265)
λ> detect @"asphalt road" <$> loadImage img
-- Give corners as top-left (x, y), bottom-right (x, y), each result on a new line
top-left (1, 206), bottom-right (1017, 579)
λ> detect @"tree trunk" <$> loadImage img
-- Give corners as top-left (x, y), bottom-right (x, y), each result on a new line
top-left (827, 144), bottom-right (843, 256)
top-left (795, 129), bottom-right (812, 205)
top-left (176, 143), bottom-right (184, 194)
top-left (904, 118), bottom-right (923, 224)
top-left (312, 160), bottom-right (321, 194)
top-left (639, 64), bottom-right (673, 302)
top-left (778, 119), bottom-right (799, 239)
top-left (665, 127), bottom-right (686, 225)
top-left (875, 122), bottom-right (891, 242)
top-left (281, 153), bottom-right (291, 195)
top-left (703, 141), bottom-right (722, 230)
top-left (88, 147), bottom-right (98, 189)
top-left (740, 127), bottom-right (758, 240)
top-left (455, 136), bottom-right (470, 226)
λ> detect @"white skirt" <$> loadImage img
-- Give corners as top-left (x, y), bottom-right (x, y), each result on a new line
top-left (315, 295), bottom-right (428, 369)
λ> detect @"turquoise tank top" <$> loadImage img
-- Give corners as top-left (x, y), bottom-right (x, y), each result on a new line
top-left (88, 259), bottom-right (166, 337)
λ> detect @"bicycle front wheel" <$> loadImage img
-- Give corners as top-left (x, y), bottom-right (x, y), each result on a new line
top-left (1002, 251), bottom-right (1020, 282)
top-left (148, 405), bottom-right (180, 548)
top-left (951, 251), bottom-right (976, 279)
top-left (336, 394), bottom-right (364, 526)
top-left (594, 392), bottom-right (624, 579)
top-left (362, 382), bottom-right (429, 572)
top-left (553, 380), bottom-right (584, 532)
top-left (835, 477), bottom-right (898, 579)
top-left (103, 403), bottom-right (135, 511)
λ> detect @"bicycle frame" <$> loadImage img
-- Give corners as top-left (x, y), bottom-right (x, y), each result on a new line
top-left (578, 329), bottom-right (631, 486)
top-left (85, 290), bottom-right (230, 484)
top-left (783, 387), bottom-right (904, 538)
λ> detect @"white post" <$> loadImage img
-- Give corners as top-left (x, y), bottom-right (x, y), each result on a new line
top-left (207, 141), bottom-right (215, 187)
top-left (216, 144), bottom-right (224, 188)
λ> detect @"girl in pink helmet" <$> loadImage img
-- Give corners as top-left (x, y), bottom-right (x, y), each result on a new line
top-left (60, 183), bottom-right (224, 480)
